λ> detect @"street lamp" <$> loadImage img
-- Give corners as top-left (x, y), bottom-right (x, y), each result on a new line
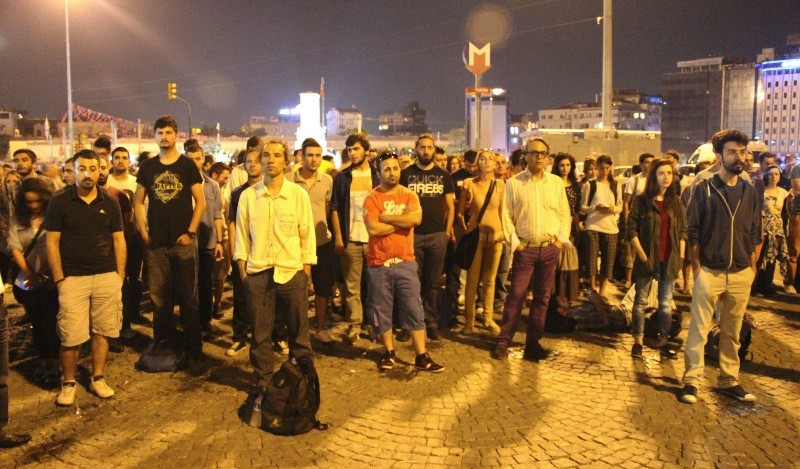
top-left (65, 0), bottom-right (74, 155)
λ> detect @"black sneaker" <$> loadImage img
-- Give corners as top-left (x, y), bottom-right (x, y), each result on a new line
top-left (415, 353), bottom-right (444, 372)
top-left (187, 354), bottom-right (210, 377)
top-left (718, 385), bottom-right (756, 402)
top-left (522, 342), bottom-right (550, 361)
top-left (660, 346), bottom-right (679, 360)
top-left (379, 350), bottom-right (397, 371)
top-left (631, 343), bottom-right (643, 359)
top-left (491, 343), bottom-right (508, 360)
top-left (395, 329), bottom-right (411, 342)
top-left (427, 327), bottom-right (441, 341)
top-left (678, 385), bottom-right (698, 404)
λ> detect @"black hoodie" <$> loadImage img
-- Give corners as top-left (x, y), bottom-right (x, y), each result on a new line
top-left (686, 174), bottom-right (761, 272)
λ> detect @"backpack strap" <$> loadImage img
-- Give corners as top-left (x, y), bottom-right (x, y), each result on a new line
top-left (588, 180), bottom-right (597, 206)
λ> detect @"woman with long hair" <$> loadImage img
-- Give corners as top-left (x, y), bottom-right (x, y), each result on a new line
top-left (550, 153), bottom-right (581, 304)
top-left (1, 170), bottom-right (20, 284)
top-left (447, 155), bottom-right (462, 174)
top-left (455, 149), bottom-right (505, 335)
top-left (8, 178), bottom-right (60, 385)
top-left (580, 154), bottom-right (623, 297)
top-left (753, 164), bottom-right (789, 297)
top-left (627, 158), bottom-right (686, 359)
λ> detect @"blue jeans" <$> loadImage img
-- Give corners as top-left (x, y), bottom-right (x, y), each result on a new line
top-left (631, 263), bottom-right (675, 339)
top-left (367, 260), bottom-right (425, 336)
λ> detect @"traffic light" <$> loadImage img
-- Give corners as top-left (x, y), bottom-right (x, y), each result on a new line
top-left (167, 82), bottom-right (177, 100)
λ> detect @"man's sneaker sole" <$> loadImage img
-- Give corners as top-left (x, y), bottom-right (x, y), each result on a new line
top-left (718, 386), bottom-right (757, 402)
top-left (678, 386), bottom-right (698, 404)
top-left (226, 342), bottom-right (247, 356)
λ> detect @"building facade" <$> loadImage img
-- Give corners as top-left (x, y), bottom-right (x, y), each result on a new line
top-left (538, 90), bottom-right (662, 134)
top-left (326, 107), bottom-right (362, 137)
top-left (378, 101), bottom-right (427, 136)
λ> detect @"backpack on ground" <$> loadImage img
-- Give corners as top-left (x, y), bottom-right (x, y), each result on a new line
top-left (135, 336), bottom-right (187, 373)
top-left (261, 356), bottom-right (328, 436)
top-left (705, 313), bottom-right (753, 361)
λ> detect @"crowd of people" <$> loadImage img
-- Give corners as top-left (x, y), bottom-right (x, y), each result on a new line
top-left (0, 118), bottom-right (790, 445)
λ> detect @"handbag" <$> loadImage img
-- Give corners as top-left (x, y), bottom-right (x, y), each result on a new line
top-left (454, 180), bottom-right (495, 270)
top-left (9, 223), bottom-right (45, 289)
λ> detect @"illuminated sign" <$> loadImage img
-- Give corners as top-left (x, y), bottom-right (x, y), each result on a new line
top-left (760, 58), bottom-right (800, 70)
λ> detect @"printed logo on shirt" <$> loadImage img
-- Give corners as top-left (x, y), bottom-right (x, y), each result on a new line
top-left (405, 174), bottom-right (444, 197)
top-left (383, 200), bottom-right (406, 215)
top-left (152, 171), bottom-right (184, 204)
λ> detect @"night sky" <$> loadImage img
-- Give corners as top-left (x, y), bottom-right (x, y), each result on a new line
top-left (1, 0), bottom-right (799, 133)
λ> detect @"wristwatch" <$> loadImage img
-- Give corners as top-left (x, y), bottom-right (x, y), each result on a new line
top-left (186, 230), bottom-right (197, 239)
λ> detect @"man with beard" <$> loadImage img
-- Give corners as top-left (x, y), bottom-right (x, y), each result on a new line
top-left (233, 139), bottom-right (315, 405)
top-left (331, 133), bottom-right (380, 345)
top-left (365, 151), bottom-right (444, 372)
top-left (106, 147), bottom-right (138, 194)
top-left (62, 157), bottom-right (76, 186)
top-left (11, 149), bottom-right (55, 197)
top-left (133, 116), bottom-right (207, 375)
top-left (679, 130), bottom-right (761, 405)
top-left (45, 150), bottom-right (125, 405)
top-left (399, 133), bottom-right (455, 340)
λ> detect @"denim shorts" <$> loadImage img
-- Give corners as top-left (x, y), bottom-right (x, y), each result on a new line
top-left (367, 260), bottom-right (425, 335)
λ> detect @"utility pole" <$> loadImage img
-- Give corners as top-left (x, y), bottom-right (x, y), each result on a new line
top-left (601, 0), bottom-right (613, 130)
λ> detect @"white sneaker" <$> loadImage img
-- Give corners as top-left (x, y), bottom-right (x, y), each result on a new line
top-left (57, 381), bottom-right (77, 406)
top-left (785, 285), bottom-right (797, 295)
top-left (90, 377), bottom-right (115, 399)
top-left (226, 341), bottom-right (247, 356)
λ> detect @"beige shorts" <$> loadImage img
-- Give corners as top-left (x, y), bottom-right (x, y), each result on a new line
top-left (213, 246), bottom-right (231, 280)
top-left (57, 272), bottom-right (122, 346)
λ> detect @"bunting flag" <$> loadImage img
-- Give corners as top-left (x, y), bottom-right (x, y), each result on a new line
top-left (59, 104), bottom-right (148, 137)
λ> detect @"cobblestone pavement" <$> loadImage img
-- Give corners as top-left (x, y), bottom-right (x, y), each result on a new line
top-left (1, 282), bottom-right (798, 468)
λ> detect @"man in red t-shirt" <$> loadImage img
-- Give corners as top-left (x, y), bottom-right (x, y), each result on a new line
top-left (364, 152), bottom-right (444, 373)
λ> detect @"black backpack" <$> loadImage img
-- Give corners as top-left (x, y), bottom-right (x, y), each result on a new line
top-left (260, 356), bottom-right (328, 435)
top-left (705, 314), bottom-right (753, 361)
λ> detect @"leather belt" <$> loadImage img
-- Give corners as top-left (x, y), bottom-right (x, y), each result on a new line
top-left (520, 238), bottom-right (553, 248)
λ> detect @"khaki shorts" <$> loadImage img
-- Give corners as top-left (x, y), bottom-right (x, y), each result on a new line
top-left (212, 246), bottom-right (231, 281)
top-left (57, 272), bottom-right (122, 346)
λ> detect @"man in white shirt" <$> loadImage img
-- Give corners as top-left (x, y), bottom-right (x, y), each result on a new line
top-left (105, 147), bottom-right (138, 194)
top-left (233, 138), bottom-right (316, 399)
top-left (492, 137), bottom-right (571, 361)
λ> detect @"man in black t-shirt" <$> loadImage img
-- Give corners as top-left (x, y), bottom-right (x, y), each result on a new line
top-left (133, 116), bottom-right (208, 375)
top-left (399, 134), bottom-right (456, 339)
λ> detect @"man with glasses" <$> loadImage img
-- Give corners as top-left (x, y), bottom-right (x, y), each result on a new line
top-left (331, 133), bottom-right (380, 345)
top-left (400, 134), bottom-right (456, 340)
top-left (365, 151), bottom-right (444, 372)
top-left (492, 137), bottom-right (571, 361)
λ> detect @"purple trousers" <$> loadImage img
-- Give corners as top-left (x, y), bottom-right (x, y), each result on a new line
top-left (498, 243), bottom-right (561, 346)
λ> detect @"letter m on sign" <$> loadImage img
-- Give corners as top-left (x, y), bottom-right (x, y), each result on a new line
top-left (466, 42), bottom-right (491, 76)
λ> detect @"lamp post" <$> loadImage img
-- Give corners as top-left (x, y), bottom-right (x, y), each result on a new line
top-left (65, 0), bottom-right (75, 153)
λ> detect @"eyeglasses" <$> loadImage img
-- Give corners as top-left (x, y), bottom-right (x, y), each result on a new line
top-left (522, 150), bottom-right (548, 159)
